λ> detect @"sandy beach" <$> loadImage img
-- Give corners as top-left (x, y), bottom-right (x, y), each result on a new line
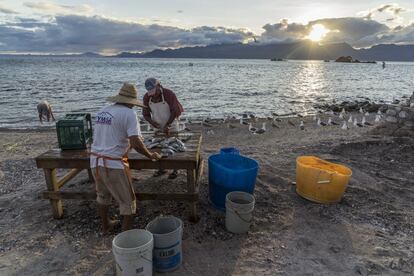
top-left (0, 114), bottom-right (413, 275)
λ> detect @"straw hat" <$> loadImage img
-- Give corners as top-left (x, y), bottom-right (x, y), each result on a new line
top-left (106, 83), bottom-right (145, 107)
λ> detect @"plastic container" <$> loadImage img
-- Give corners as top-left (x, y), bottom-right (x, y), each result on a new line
top-left (225, 191), bottom-right (255, 234)
top-left (112, 229), bottom-right (154, 276)
top-left (296, 156), bottom-right (352, 203)
top-left (208, 153), bottom-right (258, 210)
top-left (56, 113), bottom-right (93, 150)
top-left (220, 147), bottom-right (240, 155)
top-left (146, 216), bottom-right (183, 272)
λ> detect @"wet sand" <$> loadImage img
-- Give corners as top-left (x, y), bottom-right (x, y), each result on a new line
top-left (0, 114), bottom-right (413, 275)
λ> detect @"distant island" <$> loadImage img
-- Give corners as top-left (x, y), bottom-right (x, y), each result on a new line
top-left (335, 56), bottom-right (377, 64)
top-left (2, 42), bottom-right (414, 61)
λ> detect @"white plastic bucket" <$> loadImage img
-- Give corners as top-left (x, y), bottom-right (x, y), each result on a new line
top-left (225, 191), bottom-right (255, 234)
top-left (146, 216), bottom-right (183, 272)
top-left (112, 229), bottom-right (154, 276)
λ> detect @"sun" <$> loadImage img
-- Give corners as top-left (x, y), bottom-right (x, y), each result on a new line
top-left (306, 24), bottom-right (330, 42)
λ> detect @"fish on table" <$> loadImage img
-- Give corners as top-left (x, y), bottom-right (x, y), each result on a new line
top-left (143, 136), bottom-right (188, 157)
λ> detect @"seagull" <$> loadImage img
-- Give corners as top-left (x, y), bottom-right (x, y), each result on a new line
top-left (267, 116), bottom-right (273, 121)
top-left (240, 118), bottom-right (249, 125)
top-left (255, 123), bottom-right (266, 134)
top-left (354, 118), bottom-right (363, 127)
top-left (297, 114), bottom-right (304, 118)
top-left (328, 118), bottom-right (339, 125)
top-left (339, 113), bottom-right (344, 119)
top-left (359, 107), bottom-right (364, 113)
top-left (300, 121), bottom-right (305, 130)
top-left (341, 108), bottom-right (346, 114)
top-left (228, 123), bottom-right (236, 129)
top-left (317, 118), bottom-right (327, 126)
top-left (348, 115), bottom-right (353, 123)
top-left (364, 111), bottom-right (370, 117)
top-left (274, 117), bottom-right (282, 122)
top-left (341, 121), bottom-right (349, 130)
top-left (362, 116), bottom-right (372, 126)
top-left (202, 121), bottom-right (213, 127)
top-left (271, 121), bottom-right (280, 128)
top-left (288, 120), bottom-right (295, 127)
top-left (146, 124), bottom-right (152, 131)
top-left (272, 112), bottom-right (279, 117)
top-left (249, 123), bottom-right (257, 133)
top-left (375, 115), bottom-right (381, 123)
top-left (377, 110), bottom-right (382, 115)
top-left (326, 110), bottom-right (334, 115)
top-left (313, 115), bottom-right (317, 121)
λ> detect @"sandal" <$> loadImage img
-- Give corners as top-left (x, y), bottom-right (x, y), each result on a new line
top-left (153, 170), bottom-right (167, 177)
top-left (168, 171), bottom-right (178, 180)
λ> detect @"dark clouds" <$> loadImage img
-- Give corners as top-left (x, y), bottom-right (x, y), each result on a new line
top-left (0, 11), bottom-right (413, 53)
top-left (0, 15), bottom-right (254, 53)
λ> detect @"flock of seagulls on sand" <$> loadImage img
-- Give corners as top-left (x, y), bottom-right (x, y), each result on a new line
top-left (195, 106), bottom-right (384, 135)
top-left (139, 107), bottom-right (385, 135)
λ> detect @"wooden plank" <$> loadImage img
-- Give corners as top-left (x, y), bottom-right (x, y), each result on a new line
top-left (196, 158), bottom-right (204, 186)
top-left (56, 168), bottom-right (81, 189)
top-left (187, 168), bottom-right (199, 222)
top-left (87, 169), bottom-right (94, 183)
top-left (43, 191), bottom-right (199, 201)
top-left (44, 169), bottom-right (63, 219)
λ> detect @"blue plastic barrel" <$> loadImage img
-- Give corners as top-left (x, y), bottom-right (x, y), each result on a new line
top-left (220, 147), bottom-right (240, 155)
top-left (208, 153), bottom-right (259, 211)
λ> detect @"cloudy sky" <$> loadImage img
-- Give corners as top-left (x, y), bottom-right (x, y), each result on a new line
top-left (0, 0), bottom-right (413, 54)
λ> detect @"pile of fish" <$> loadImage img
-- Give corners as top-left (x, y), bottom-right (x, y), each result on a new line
top-left (143, 136), bottom-right (187, 157)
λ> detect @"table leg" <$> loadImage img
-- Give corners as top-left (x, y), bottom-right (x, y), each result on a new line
top-left (187, 169), bottom-right (199, 222)
top-left (87, 169), bottom-right (94, 183)
top-left (44, 168), bottom-right (63, 219)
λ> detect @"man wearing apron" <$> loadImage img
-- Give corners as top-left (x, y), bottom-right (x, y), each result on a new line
top-left (142, 78), bottom-right (184, 179)
top-left (90, 83), bottom-right (161, 234)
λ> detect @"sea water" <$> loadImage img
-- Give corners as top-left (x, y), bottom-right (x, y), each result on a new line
top-left (0, 56), bottom-right (413, 129)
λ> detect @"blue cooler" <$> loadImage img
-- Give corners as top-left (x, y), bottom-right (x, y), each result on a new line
top-left (208, 149), bottom-right (259, 211)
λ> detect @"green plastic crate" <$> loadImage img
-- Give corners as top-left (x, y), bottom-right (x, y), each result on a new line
top-left (56, 113), bottom-right (93, 150)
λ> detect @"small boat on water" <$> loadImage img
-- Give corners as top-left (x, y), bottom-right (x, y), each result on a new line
top-left (270, 58), bottom-right (286, 61)
top-left (188, 62), bottom-right (194, 66)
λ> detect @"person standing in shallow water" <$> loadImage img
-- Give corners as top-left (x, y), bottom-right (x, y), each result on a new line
top-left (37, 100), bottom-right (55, 123)
top-left (142, 78), bottom-right (184, 179)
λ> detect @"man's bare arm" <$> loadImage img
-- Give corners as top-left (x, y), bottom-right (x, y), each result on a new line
top-left (129, 135), bottom-right (161, 160)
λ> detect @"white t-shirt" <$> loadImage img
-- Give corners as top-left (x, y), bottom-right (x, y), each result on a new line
top-left (90, 104), bottom-right (141, 169)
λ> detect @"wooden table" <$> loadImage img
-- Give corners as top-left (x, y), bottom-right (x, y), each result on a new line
top-left (35, 132), bottom-right (203, 221)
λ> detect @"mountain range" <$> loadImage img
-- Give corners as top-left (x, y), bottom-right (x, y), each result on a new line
top-left (114, 42), bottom-right (414, 61)
top-left (2, 42), bottom-right (413, 61)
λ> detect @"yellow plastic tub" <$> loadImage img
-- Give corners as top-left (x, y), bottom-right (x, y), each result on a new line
top-left (296, 156), bottom-right (352, 203)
